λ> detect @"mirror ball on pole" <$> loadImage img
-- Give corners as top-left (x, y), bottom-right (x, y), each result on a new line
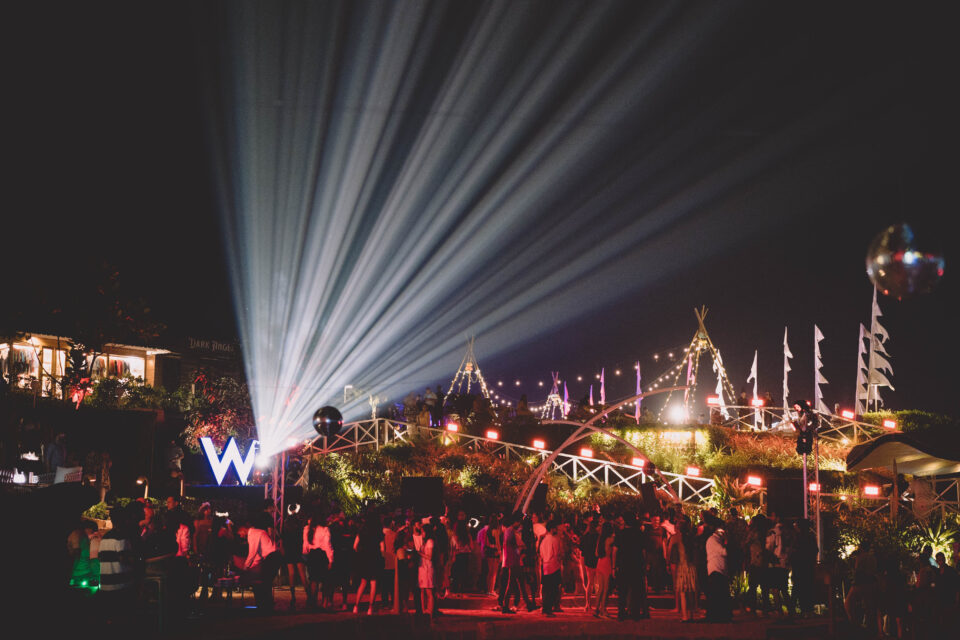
top-left (313, 406), bottom-right (344, 438)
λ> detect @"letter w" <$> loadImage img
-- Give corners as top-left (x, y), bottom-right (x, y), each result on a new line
top-left (200, 437), bottom-right (259, 485)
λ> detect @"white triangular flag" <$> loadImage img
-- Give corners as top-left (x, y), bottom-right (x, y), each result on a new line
top-left (869, 369), bottom-right (894, 389)
top-left (747, 350), bottom-right (758, 398)
top-left (872, 353), bottom-right (893, 375)
top-left (855, 323), bottom-right (868, 415)
top-left (875, 322), bottom-right (890, 343)
top-left (814, 325), bottom-right (829, 414)
top-left (872, 288), bottom-right (883, 317)
top-left (874, 339), bottom-right (891, 357)
top-left (783, 327), bottom-right (793, 414)
top-left (866, 289), bottom-right (894, 410)
top-left (714, 350), bottom-right (730, 420)
top-left (747, 350), bottom-right (759, 428)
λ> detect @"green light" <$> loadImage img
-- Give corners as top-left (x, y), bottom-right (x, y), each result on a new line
top-left (81, 580), bottom-right (88, 587)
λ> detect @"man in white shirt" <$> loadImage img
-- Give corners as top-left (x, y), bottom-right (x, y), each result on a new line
top-left (381, 517), bottom-right (397, 608)
top-left (539, 520), bottom-right (562, 616)
top-left (705, 519), bottom-right (732, 622)
top-left (245, 514), bottom-right (281, 612)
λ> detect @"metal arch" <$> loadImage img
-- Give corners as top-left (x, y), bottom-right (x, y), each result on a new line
top-left (514, 386), bottom-right (687, 515)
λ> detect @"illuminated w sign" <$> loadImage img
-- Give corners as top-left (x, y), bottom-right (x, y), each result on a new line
top-left (200, 437), bottom-right (260, 486)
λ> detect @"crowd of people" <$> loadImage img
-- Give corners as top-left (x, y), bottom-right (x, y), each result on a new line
top-left (63, 491), bottom-right (959, 636)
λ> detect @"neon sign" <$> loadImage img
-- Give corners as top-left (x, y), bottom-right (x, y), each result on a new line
top-left (200, 437), bottom-right (260, 485)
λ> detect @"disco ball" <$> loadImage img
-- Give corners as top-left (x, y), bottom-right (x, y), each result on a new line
top-left (312, 406), bottom-right (343, 438)
top-left (866, 223), bottom-right (944, 299)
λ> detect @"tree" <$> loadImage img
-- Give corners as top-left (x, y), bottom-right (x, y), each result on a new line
top-left (179, 373), bottom-right (256, 452)
top-left (7, 262), bottom-right (168, 406)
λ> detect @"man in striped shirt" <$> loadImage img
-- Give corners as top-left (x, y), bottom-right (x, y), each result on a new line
top-left (99, 502), bottom-right (143, 625)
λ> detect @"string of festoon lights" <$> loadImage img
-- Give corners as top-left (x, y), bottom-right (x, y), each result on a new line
top-left (477, 342), bottom-right (692, 414)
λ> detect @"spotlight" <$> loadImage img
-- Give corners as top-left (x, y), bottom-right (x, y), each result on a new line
top-left (706, 395), bottom-right (720, 406)
top-left (863, 485), bottom-right (880, 496)
top-left (882, 419), bottom-right (897, 429)
top-left (446, 422), bottom-right (459, 432)
top-left (312, 406), bottom-right (343, 438)
top-left (577, 376), bottom-right (583, 382)
top-left (750, 397), bottom-right (765, 408)
top-left (498, 381), bottom-right (503, 386)
top-left (686, 466), bottom-right (700, 477)
top-left (808, 483), bottom-right (820, 492)
top-left (840, 409), bottom-right (856, 420)
top-left (615, 370), bottom-right (621, 376)
top-left (580, 447), bottom-right (594, 458)
top-left (485, 429), bottom-right (499, 440)
top-left (746, 475), bottom-right (762, 487)
top-left (515, 380), bottom-right (521, 386)
top-left (631, 457), bottom-right (645, 468)
top-left (668, 405), bottom-right (688, 424)
top-left (532, 439), bottom-right (546, 450)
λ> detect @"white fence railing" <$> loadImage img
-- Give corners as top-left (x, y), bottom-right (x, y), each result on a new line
top-left (714, 405), bottom-right (896, 446)
top-left (303, 420), bottom-right (716, 505)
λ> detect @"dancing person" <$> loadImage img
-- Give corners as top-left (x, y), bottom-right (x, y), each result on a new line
top-left (394, 520), bottom-right (422, 615)
top-left (244, 512), bottom-right (282, 612)
top-left (667, 517), bottom-right (699, 622)
top-left (419, 522), bottom-right (436, 617)
top-left (593, 522), bottom-right (615, 618)
top-left (497, 515), bottom-right (535, 613)
top-left (353, 515), bottom-right (385, 615)
top-left (280, 504), bottom-right (308, 610)
top-left (98, 503), bottom-right (142, 629)
top-left (704, 517), bottom-right (732, 623)
top-left (304, 508), bottom-right (333, 609)
top-left (540, 520), bottom-right (562, 616)
top-left (381, 517), bottom-right (397, 608)
top-left (613, 512), bottom-right (649, 621)
top-left (744, 514), bottom-right (771, 615)
top-left (579, 516), bottom-right (599, 612)
top-left (790, 519), bottom-right (818, 617)
top-left (451, 520), bottom-right (473, 595)
top-left (483, 514), bottom-right (502, 595)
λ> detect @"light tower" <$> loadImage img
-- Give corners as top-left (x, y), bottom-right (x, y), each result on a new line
top-left (446, 337), bottom-right (491, 402)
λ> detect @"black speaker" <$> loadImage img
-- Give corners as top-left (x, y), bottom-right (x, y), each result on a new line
top-left (640, 481), bottom-right (661, 515)
top-left (528, 483), bottom-right (548, 514)
top-left (765, 477), bottom-right (804, 520)
top-left (400, 477), bottom-right (444, 515)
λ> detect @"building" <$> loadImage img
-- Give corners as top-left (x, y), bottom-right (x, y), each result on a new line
top-left (1, 330), bottom-right (245, 401)
top-left (0, 333), bottom-right (175, 398)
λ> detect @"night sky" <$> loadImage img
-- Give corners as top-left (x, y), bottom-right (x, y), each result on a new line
top-left (6, 1), bottom-right (958, 415)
